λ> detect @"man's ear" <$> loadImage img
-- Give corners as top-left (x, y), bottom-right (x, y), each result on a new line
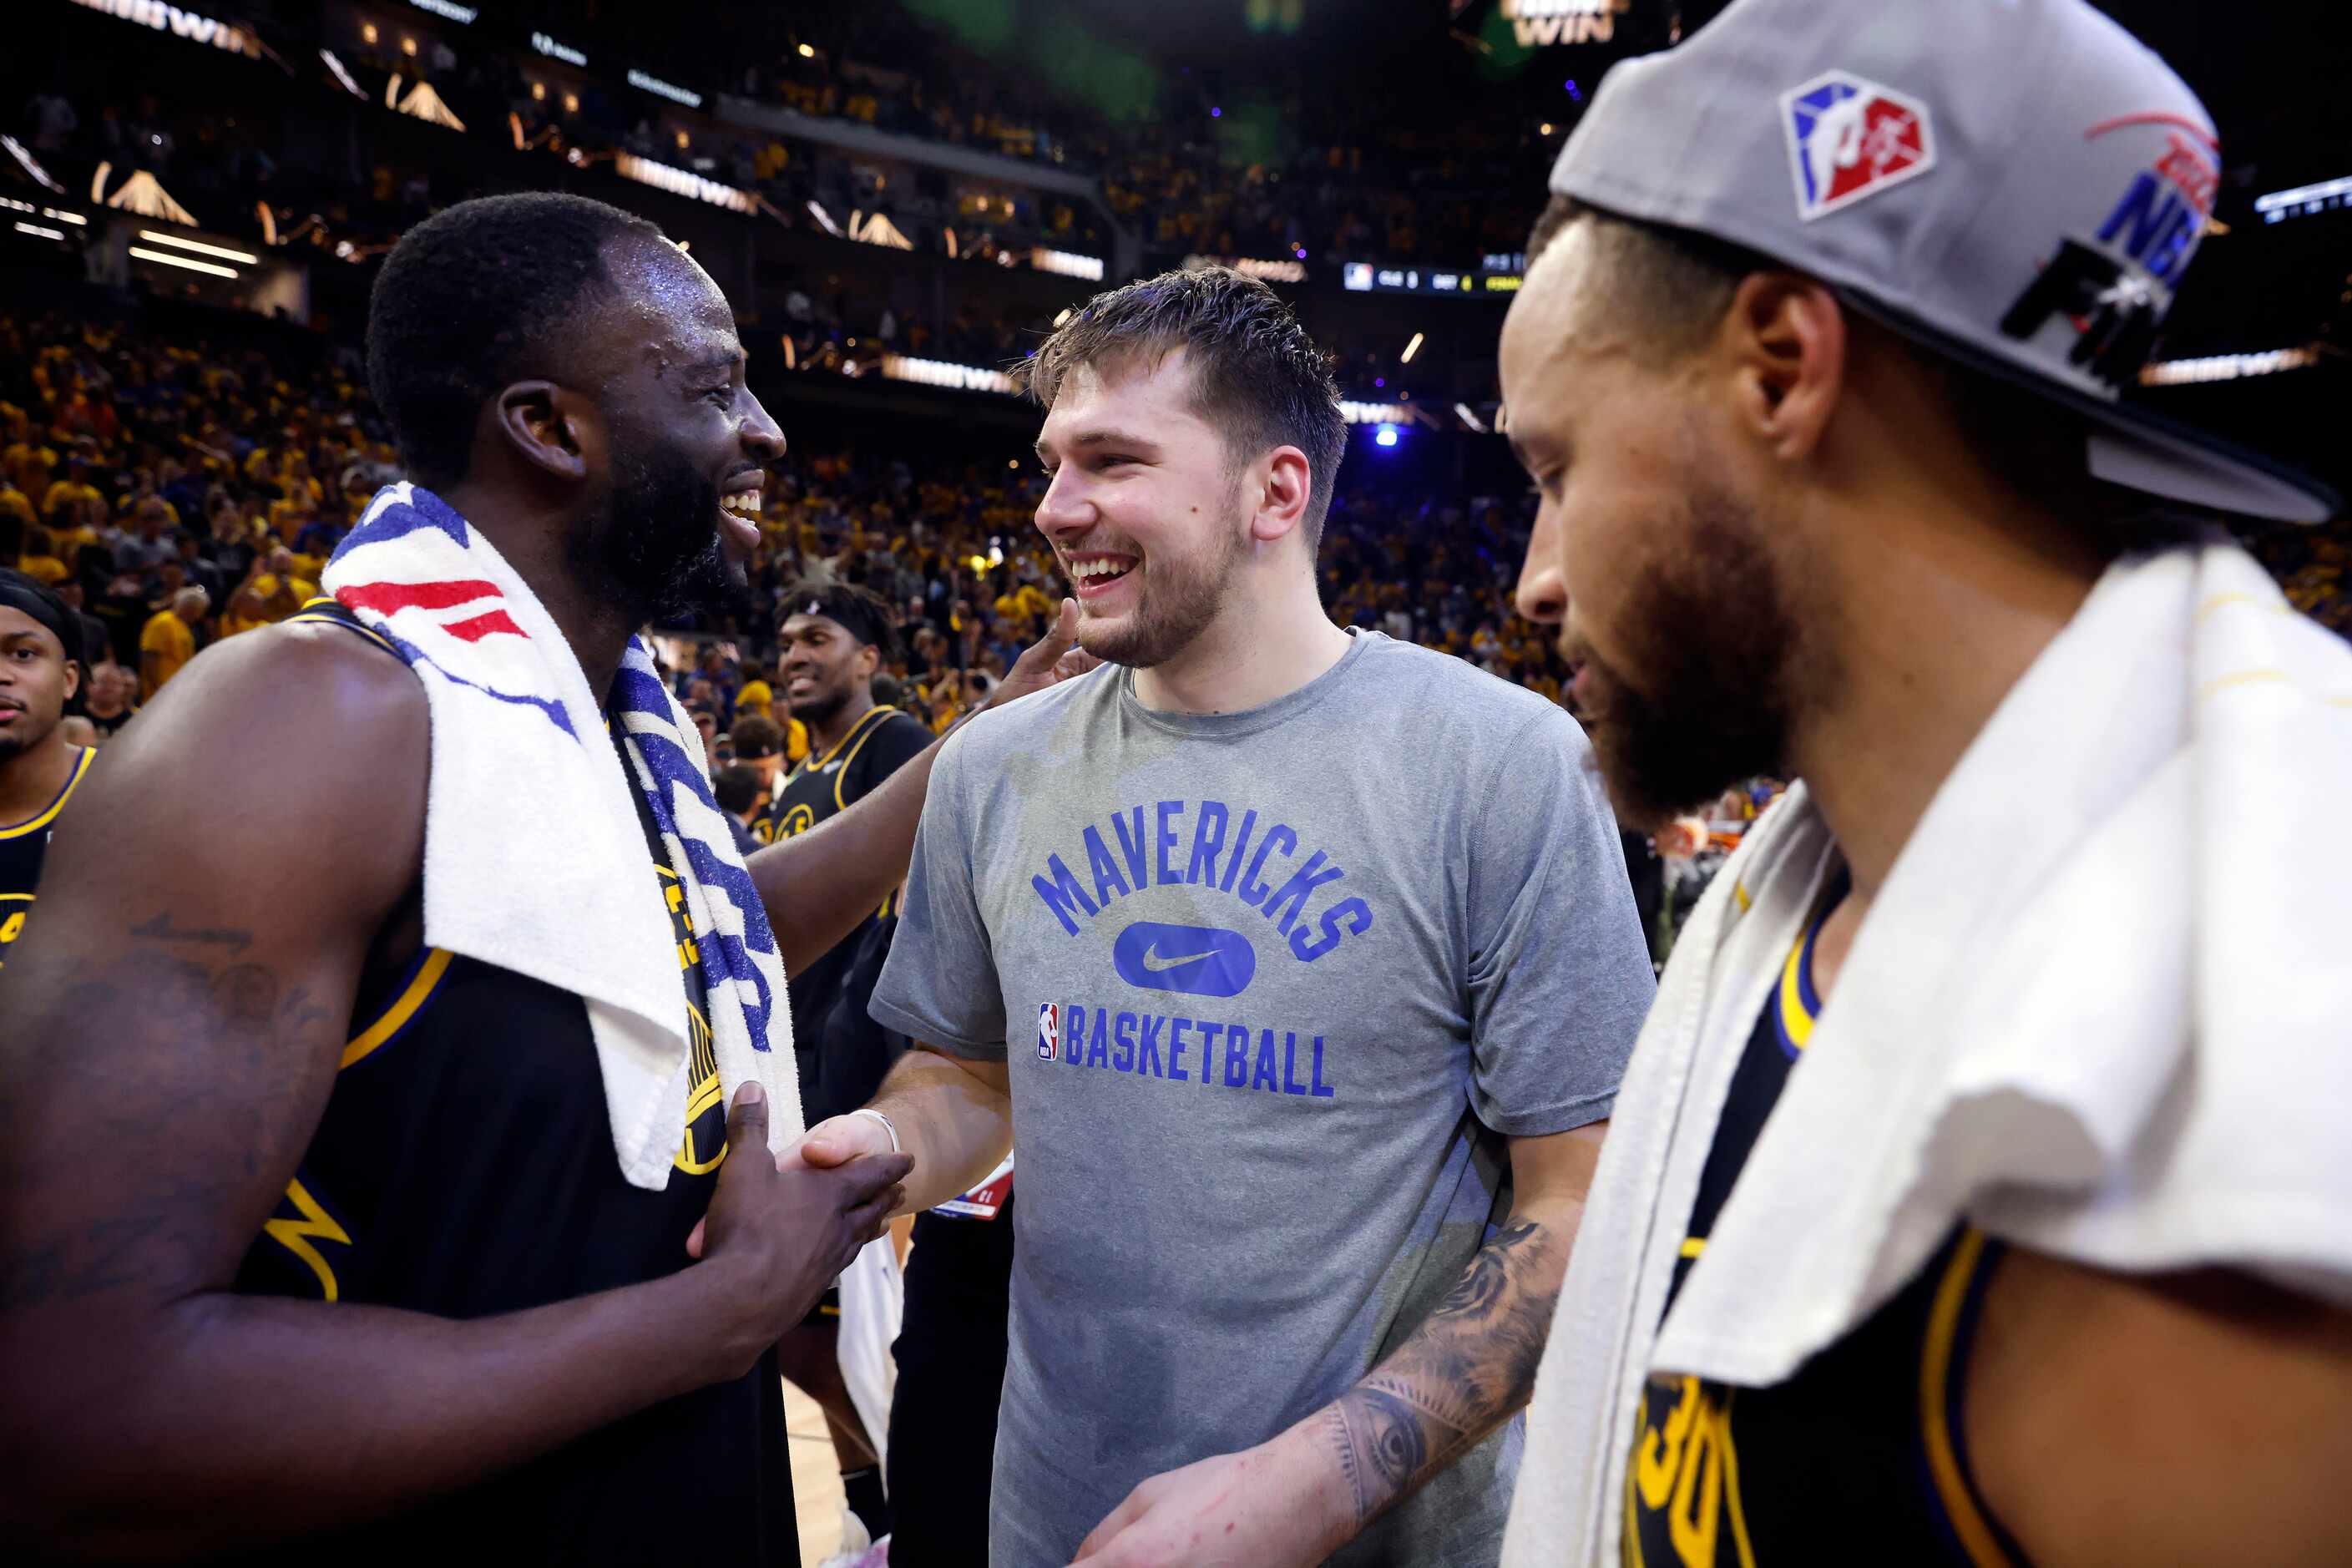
top-left (1723, 275), bottom-right (1847, 465)
top-left (493, 381), bottom-right (594, 483)
top-left (62, 660), bottom-right (81, 705)
top-left (1248, 445), bottom-right (1313, 547)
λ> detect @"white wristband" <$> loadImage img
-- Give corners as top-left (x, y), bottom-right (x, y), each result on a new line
top-left (849, 1107), bottom-right (902, 1156)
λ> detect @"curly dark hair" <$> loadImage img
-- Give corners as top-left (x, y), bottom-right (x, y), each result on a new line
top-left (1016, 265), bottom-right (1348, 550)
top-left (366, 193), bottom-right (661, 488)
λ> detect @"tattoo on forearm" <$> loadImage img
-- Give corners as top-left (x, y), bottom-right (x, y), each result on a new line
top-left (1321, 1216), bottom-right (1563, 1529)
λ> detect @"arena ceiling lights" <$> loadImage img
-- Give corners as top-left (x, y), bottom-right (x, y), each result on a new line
top-left (628, 68), bottom-right (704, 109)
top-left (1183, 253), bottom-right (1308, 284)
top-left (129, 243), bottom-right (237, 278)
top-left (0, 196), bottom-right (86, 227)
top-left (880, 356), bottom-right (1018, 395)
top-left (93, 166), bottom-right (198, 225)
top-left (3, 135), bottom-right (65, 195)
top-left (407, 0), bottom-right (477, 23)
top-left (136, 228), bottom-right (257, 264)
top-left (1495, 0), bottom-right (1633, 48)
top-left (531, 31), bottom-right (588, 68)
top-left (386, 76), bottom-right (467, 133)
top-left (615, 154), bottom-right (756, 215)
top-left (2255, 175), bottom-right (2351, 225)
top-left (2138, 346), bottom-right (2324, 386)
top-left (67, 0), bottom-right (261, 58)
top-left (1028, 248), bottom-right (1107, 281)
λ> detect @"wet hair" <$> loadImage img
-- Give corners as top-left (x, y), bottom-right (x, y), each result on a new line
top-left (1018, 265), bottom-right (1347, 551)
top-left (367, 193), bottom-right (661, 488)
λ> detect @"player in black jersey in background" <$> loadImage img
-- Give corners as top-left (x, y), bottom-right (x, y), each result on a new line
top-left (0, 569), bottom-right (94, 973)
top-left (762, 579), bottom-right (932, 1106)
top-left (760, 579), bottom-right (932, 1551)
top-left (0, 194), bottom-right (1086, 1562)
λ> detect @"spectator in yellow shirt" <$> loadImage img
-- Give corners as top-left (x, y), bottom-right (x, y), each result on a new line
top-left (42, 459), bottom-right (103, 524)
top-left (733, 662), bottom-right (776, 726)
top-left (250, 547), bottom-right (318, 621)
top-left (0, 478), bottom-right (34, 530)
top-left (139, 586), bottom-right (207, 699)
top-left (216, 579), bottom-right (273, 639)
top-left (15, 528), bottom-right (68, 586)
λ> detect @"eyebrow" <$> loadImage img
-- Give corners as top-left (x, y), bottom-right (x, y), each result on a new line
top-left (1034, 427), bottom-right (1161, 463)
top-left (680, 350), bottom-right (745, 382)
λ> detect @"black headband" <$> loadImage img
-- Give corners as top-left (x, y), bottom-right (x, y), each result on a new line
top-left (0, 571), bottom-right (84, 670)
top-left (790, 591), bottom-right (893, 655)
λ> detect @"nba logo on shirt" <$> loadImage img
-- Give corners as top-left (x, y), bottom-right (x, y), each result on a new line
top-left (1037, 1002), bottom-right (1060, 1060)
top-left (1781, 71), bottom-right (1935, 221)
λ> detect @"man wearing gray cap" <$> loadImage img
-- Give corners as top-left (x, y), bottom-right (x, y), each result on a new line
top-left (1496, 0), bottom-right (2352, 1563)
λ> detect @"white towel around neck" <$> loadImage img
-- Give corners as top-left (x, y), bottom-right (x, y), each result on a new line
top-left (321, 483), bottom-right (799, 1191)
top-left (1504, 539), bottom-right (2352, 1565)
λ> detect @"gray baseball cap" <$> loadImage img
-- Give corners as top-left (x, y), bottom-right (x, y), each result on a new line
top-left (1548, 0), bottom-right (2336, 523)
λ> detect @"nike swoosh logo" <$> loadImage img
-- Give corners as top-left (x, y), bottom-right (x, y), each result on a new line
top-left (1141, 946), bottom-right (1215, 972)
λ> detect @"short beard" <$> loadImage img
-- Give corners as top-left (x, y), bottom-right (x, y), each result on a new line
top-left (1080, 485), bottom-right (1247, 670)
top-left (788, 683), bottom-right (851, 730)
top-left (1566, 478), bottom-right (1809, 831)
top-left (0, 712), bottom-right (56, 763)
top-left (569, 438), bottom-right (741, 626)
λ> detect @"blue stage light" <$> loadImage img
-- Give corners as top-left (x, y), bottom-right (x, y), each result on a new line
top-left (1374, 425), bottom-right (1400, 448)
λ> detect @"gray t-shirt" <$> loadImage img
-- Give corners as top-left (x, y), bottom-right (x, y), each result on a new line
top-left (872, 630), bottom-right (1655, 1565)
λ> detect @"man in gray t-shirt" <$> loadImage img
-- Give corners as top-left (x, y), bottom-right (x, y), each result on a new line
top-left (800, 266), bottom-right (1653, 1566)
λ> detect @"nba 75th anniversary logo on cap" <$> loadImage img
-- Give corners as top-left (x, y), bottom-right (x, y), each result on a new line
top-left (1546, 0), bottom-right (2337, 524)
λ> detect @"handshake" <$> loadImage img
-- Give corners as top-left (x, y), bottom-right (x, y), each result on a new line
top-left (681, 1085), bottom-right (913, 1376)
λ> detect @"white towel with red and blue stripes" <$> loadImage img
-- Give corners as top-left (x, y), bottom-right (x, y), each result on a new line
top-left (323, 482), bottom-right (798, 1189)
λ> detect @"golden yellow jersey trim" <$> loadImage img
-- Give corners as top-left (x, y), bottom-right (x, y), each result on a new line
top-left (787, 705), bottom-right (900, 790)
top-left (287, 596), bottom-right (399, 658)
top-left (1920, 1227), bottom-right (2016, 1568)
top-left (341, 947), bottom-right (455, 1070)
top-left (1776, 932), bottom-right (1818, 1052)
top-left (828, 705), bottom-right (904, 812)
top-left (263, 1176), bottom-right (352, 1302)
top-left (0, 744), bottom-right (94, 840)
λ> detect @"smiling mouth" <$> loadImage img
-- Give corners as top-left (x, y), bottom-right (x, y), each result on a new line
top-left (716, 487), bottom-right (762, 554)
top-left (1068, 554), bottom-right (1138, 589)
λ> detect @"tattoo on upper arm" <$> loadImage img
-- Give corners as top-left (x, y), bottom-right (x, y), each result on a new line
top-left (129, 912), bottom-right (255, 954)
top-left (1321, 1216), bottom-right (1563, 1528)
top-left (0, 922), bottom-right (341, 1313)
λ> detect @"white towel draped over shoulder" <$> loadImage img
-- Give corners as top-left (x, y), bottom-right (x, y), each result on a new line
top-left (1504, 539), bottom-right (2352, 1565)
top-left (321, 483), bottom-right (798, 1191)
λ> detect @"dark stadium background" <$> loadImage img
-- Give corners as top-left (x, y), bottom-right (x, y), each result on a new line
top-left (6, 0), bottom-right (2348, 678)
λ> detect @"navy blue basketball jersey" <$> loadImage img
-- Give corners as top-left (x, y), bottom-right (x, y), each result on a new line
top-left (1623, 875), bottom-right (2028, 1568)
top-left (0, 743), bottom-right (94, 970)
top-left (755, 702), bottom-right (929, 1120)
top-left (229, 599), bottom-right (792, 1564)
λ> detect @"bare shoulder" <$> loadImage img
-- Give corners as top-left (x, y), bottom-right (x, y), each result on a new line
top-left (1965, 1244), bottom-right (2352, 1566)
top-left (53, 620), bottom-right (427, 917)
